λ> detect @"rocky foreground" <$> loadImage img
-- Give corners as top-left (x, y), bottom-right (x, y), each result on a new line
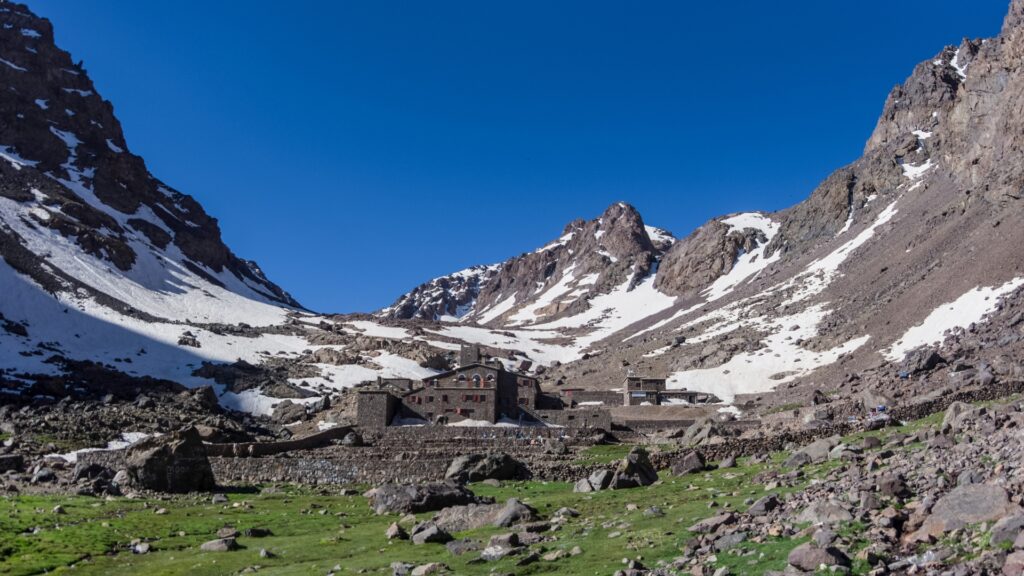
top-left (1, 394), bottom-right (1023, 575)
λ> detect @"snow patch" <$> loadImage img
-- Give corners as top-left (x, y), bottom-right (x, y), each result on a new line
top-left (885, 278), bottom-right (1024, 361)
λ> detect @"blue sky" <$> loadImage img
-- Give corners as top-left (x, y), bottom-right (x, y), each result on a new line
top-left (26, 0), bottom-right (1009, 313)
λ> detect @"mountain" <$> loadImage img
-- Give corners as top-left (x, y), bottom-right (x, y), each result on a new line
top-left (379, 202), bottom-right (677, 325)
top-left (5, 0), bottom-right (1024, 423)
top-left (379, 2), bottom-right (1024, 410)
top-left (0, 2), bottom-right (449, 415)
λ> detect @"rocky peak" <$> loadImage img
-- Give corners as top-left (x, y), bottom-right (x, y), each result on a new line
top-left (0, 2), bottom-right (297, 309)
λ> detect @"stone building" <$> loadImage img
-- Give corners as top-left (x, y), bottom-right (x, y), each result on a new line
top-left (357, 345), bottom-right (559, 428)
top-left (622, 376), bottom-right (720, 406)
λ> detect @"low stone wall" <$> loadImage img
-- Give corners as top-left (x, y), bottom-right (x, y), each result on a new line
top-left (208, 454), bottom-right (452, 486)
top-left (204, 426), bottom-right (353, 457)
top-left (619, 419), bottom-right (695, 431)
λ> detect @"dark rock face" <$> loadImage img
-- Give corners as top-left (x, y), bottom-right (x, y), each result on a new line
top-left (123, 427), bottom-right (215, 493)
top-left (0, 2), bottom-right (298, 316)
top-left (367, 482), bottom-right (484, 515)
top-left (380, 264), bottom-right (500, 321)
top-left (654, 217), bottom-right (769, 297)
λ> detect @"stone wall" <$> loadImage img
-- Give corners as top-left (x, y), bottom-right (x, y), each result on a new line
top-left (204, 426), bottom-right (353, 457)
top-left (529, 408), bottom-right (612, 429)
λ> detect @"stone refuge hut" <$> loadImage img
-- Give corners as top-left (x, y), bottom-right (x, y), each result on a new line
top-left (357, 345), bottom-right (611, 430)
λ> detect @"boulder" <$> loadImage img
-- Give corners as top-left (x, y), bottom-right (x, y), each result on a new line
top-left (491, 498), bottom-right (539, 527)
top-left (747, 495), bottom-right (780, 516)
top-left (367, 482), bottom-right (483, 515)
top-left (271, 400), bottom-right (307, 424)
top-left (444, 453), bottom-right (523, 483)
top-left (991, 515), bottom-right (1024, 548)
top-left (671, 451), bottom-right (706, 476)
top-left (796, 499), bottom-right (854, 525)
top-left (688, 512), bottom-right (736, 534)
top-left (123, 427), bottom-right (215, 493)
top-left (609, 447), bottom-right (658, 489)
top-left (410, 522), bottom-right (452, 545)
top-left (901, 348), bottom-right (945, 374)
top-left (200, 537), bottom-right (238, 552)
top-left (787, 542), bottom-right (850, 571)
top-left (432, 498), bottom-right (538, 532)
top-left (588, 469), bottom-right (614, 490)
top-left (912, 484), bottom-right (1021, 540)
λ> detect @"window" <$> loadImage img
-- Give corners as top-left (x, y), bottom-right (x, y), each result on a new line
top-left (457, 374), bottom-right (467, 382)
top-left (486, 374), bottom-right (495, 382)
top-left (518, 398), bottom-right (527, 405)
top-left (442, 395), bottom-right (448, 403)
top-left (427, 396), bottom-right (434, 403)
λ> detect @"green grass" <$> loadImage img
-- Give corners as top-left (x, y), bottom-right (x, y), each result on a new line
top-left (1, 397), bottom-right (1004, 576)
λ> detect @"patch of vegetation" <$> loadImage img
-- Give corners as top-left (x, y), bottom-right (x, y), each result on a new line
top-left (762, 402), bottom-right (802, 416)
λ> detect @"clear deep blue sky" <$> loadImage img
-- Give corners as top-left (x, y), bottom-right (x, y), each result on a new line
top-left (25, 0), bottom-right (1009, 313)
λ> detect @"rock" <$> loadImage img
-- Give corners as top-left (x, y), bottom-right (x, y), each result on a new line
top-left (367, 482), bottom-right (482, 515)
top-left (783, 451), bottom-right (811, 468)
top-left (719, 455), bottom-right (737, 468)
top-left (713, 531), bottom-right (747, 552)
top-left (688, 512), bottom-right (737, 534)
top-left (444, 538), bottom-right (480, 556)
top-left (573, 478), bottom-right (595, 493)
top-left (340, 431), bottom-right (363, 447)
top-left (271, 400), bottom-right (307, 424)
top-left (902, 348), bottom-right (945, 374)
top-left (671, 451), bottom-right (706, 476)
top-left (912, 484), bottom-right (1022, 540)
top-left (800, 436), bottom-right (840, 463)
top-left (444, 453), bottom-right (522, 483)
top-left (200, 537), bottom-right (238, 552)
top-left (608, 447), bottom-right (658, 489)
top-left (410, 522), bottom-right (452, 545)
top-left (877, 474), bottom-right (912, 499)
top-left (992, 515), bottom-right (1024, 547)
top-left (491, 498), bottom-right (538, 528)
top-left (243, 527), bottom-right (272, 538)
top-left (123, 427), bottom-right (215, 493)
top-left (747, 495), bottom-right (780, 516)
top-left (216, 527), bottom-right (240, 539)
top-left (52, 505), bottom-right (65, 515)
top-left (385, 522), bottom-right (408, 540)
top-left (391, 562), bottom-right (414, 576)
top-left (542, 549), bottom-right (566, 561)
top-left (133, 542), bottom-right (151, 554)
top-left (589, 469), bottom-right (614, 490)
top-left (787, 542), bottom-right (850, 571)
top-left (30, 468), bottom-right (56, 484)
top-left (796, 500), bottom-right (854, 525)
top-left (410, 562), bottom-right (447, 576)
top-left (861, 436), bottom-right (882, 450)
top-left (1005, 551), bottom-right (1024, 576)
top-left (211, 493), bottom-right (228, 504)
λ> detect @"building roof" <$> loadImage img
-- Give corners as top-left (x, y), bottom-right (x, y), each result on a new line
top-left (424, 362), bottom-right (535, 382)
